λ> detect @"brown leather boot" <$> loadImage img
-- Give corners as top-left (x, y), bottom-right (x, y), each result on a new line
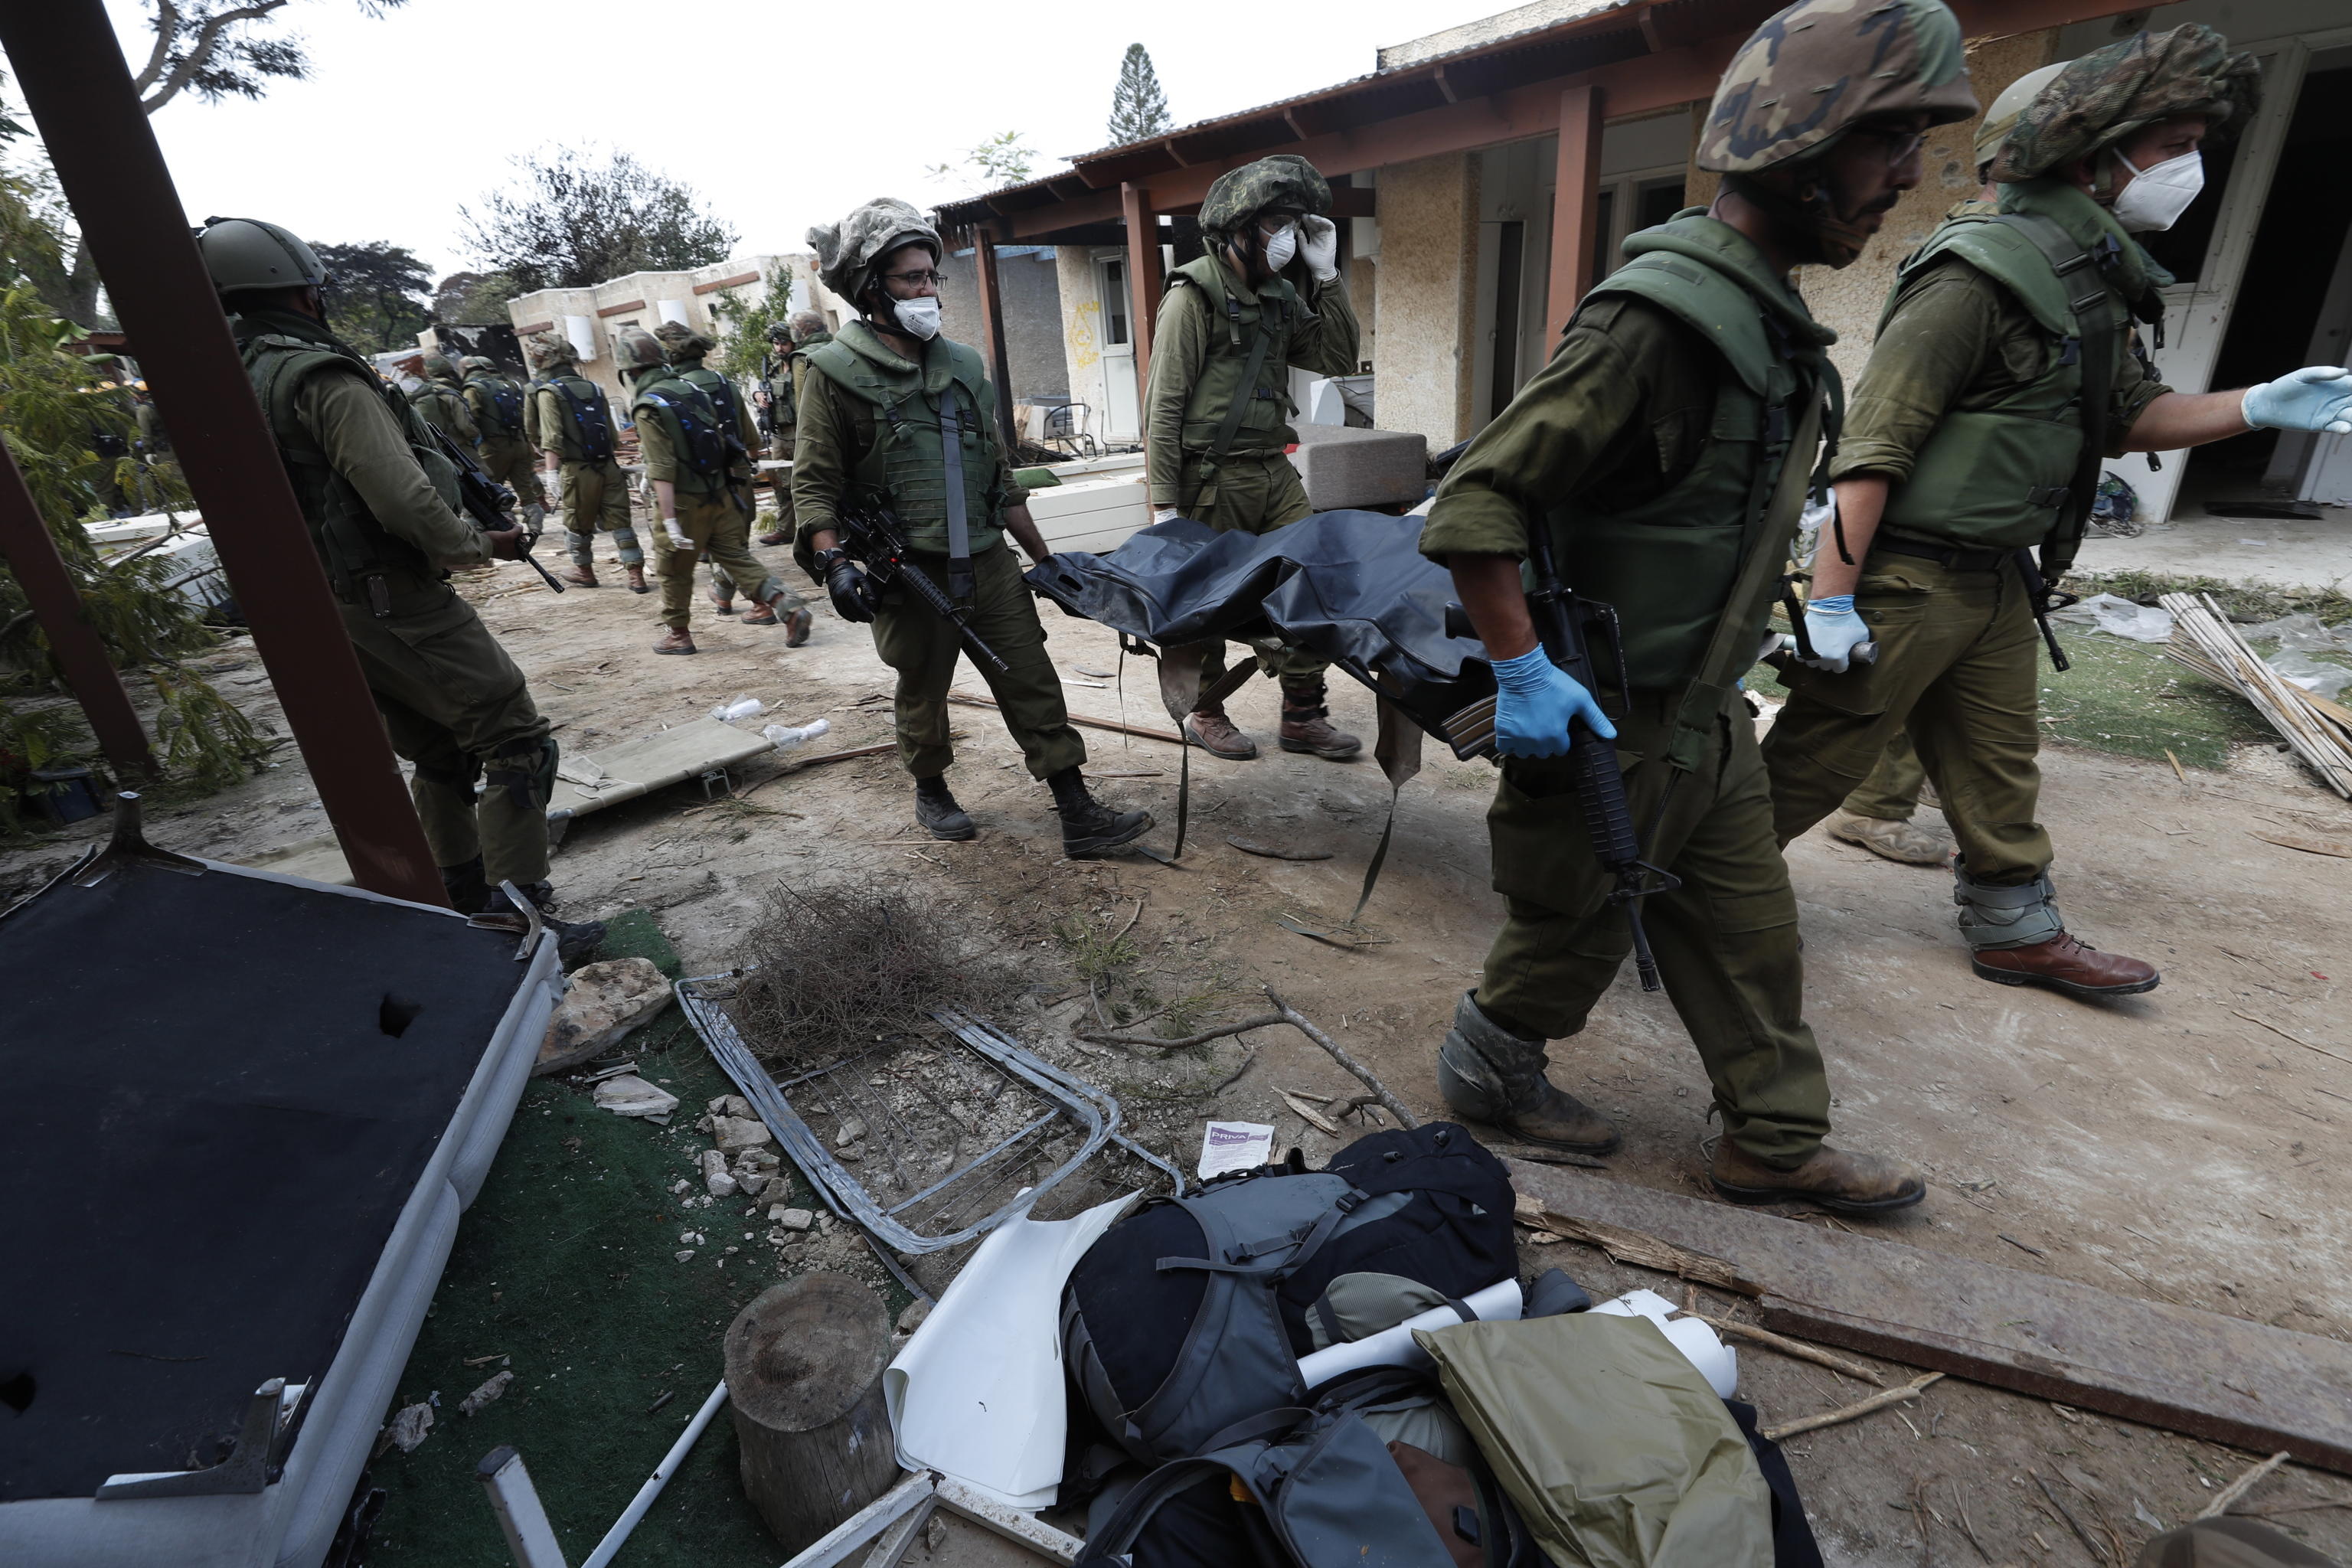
top-left (739, 603), bottom-right (780, 626)
top-left (783, 606), bottom-right (813, 647)
top-left (1971, 933), bottom-right (2158, 998)
top-left (1711, 1139), bottom-right (1926, 1215)
top-left (757, 528), bottom-right (790, 547)
top-left (1436, 991), bottom-right (1621, 1155)
top-left (652, 627), bottom-right (697, 655)
top-left (706, 586), bottom-right (734, 616)
top-left (1278, 678), bottom-right (1361, 760)
top-left (624, 564), bottom-right (649, 594)
top-left (561, 563), bottom-right (598, 588)
top-left (1184, 708), bottom-right (1259, 760)
top-left (1827, 809), bottom-right (1952, 866)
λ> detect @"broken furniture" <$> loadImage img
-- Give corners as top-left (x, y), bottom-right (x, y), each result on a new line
top-left (0, 795), bottom-right (562, 1566)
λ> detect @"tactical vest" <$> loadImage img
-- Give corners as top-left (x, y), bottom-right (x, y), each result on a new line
top-left (466, 373), bottom-right (525, 439)
top-left (1877, 214), bottom-right (2138, 552)
top-left (1167, 254), bottom-right (1300, 456)
top-left (241, 332), bottom-right (459, 609)
top-left (675, 362), bottom-right (748, 443)
top-left (534, 374), bottom-right (616, 463)
top-left (1550, 230), bottom-right (1830, 697)
top-left (804, 332), bottom-right (1003, 556)
top-left (409, 379), bottom-right (471, 436)
top-left (629, 374), bottom-right (732, 497)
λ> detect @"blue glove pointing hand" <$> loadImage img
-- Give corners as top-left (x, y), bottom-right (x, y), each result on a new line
top-left (2243, 366), bottom-right (2352, 435)
top-left (1491, 645), bottom-right (1615, 758)
top-left (1800, 595), bottom-right (1873, 673)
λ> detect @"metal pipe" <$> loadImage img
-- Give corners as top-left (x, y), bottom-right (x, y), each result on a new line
top-left (475, 1446), bottom-right (571, 1568)
top-left (0, 1), bottom-right (446, 904)
top-left (0, 439), bottom-right (155, 779)
top-left (580, 1378), bottom-right (730, 1568)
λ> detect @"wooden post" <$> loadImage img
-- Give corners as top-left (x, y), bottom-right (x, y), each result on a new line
top-left (969, 225), bottom-right (1018, 452)
top-left (725, 1272), bottom-right (900, 1556)
top-left (1122, 182), bottom-right (1165, 396)
top-left (0, 440), bottom-right (155, 782)
top-left (1545, 85), bottom-right (1608, 345)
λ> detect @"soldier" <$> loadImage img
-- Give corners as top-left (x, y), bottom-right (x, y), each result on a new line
top-left (614, 326), bottom-right (797, 655)
top-left (756, 321), bottom-right (798, 544)
top-left (1421, 0), bottom-right (1982, 1214)
top-left (1142, 153), bottom-right (1364, 763)
top-left (407, 351), bottom-right (479, 448)
top-left (652, 320), bottom-right (813, 644)
top-left (131, 383), bottom-right (180, 510)
top-left (765, 311), bottom-right (835, 550)
top-left (459, 352), bottom-right (547, 534)
top-left (196, 217), bottom-right (603, 959)
top-left (794, 198), bottom-right (1152, 859)
top-left (521, 331), bottom-right (645, 593)
top-left (1763, 25), bottom-right (2352, 999)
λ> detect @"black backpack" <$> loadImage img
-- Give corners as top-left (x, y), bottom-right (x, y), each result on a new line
top-left (1063, 1123), bottom-right (1516, 1468)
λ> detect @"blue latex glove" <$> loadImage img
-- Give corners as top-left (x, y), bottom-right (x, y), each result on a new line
top-left (1801, 595), bottom-right (1873, 673)
top-left (2243, 366), bottom-right (2352, 434)
top-left (1491, 645), bottom-right (1615, 758)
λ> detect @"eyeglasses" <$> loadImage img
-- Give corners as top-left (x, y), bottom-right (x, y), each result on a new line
top-left (1849, 125), bottom-right (1927, 166)
top-left (881, 269), bottom-right (943, 287)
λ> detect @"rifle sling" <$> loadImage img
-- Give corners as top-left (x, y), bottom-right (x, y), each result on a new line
top-left (1991, 212), bottom-right (2115, 580)
top-left (1179, 291), bottom-right (1277, 515)
top-left (938, 387), bottom-right (974, 601)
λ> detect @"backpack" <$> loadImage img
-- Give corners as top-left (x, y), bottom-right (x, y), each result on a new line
top-left (1063, 1123), bottom-right (1516, 1468)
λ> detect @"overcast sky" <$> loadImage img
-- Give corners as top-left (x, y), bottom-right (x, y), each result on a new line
top-left (74, 0), bottom-right (1516, 286)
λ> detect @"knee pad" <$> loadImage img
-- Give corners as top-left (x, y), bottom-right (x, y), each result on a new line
top-left (482, 737), bottom-right (557, 812)
top-left (412, 755), bottom-right (482, 795)
top-left (1952, 863), bottom-right (2063, 950)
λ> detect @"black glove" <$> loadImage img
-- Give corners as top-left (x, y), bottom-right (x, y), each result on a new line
top-left (817, 547), bottom-right (875, 623)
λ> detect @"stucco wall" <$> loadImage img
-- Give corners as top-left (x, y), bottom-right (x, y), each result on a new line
top-left (940, 247), bottom-right (1069, 402)
top-left (1055, 246), bottom-right (1112, 446)
top-left (1374, 150), bottom-right (1481, 448)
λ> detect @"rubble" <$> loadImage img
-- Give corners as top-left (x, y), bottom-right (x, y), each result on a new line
top-left (713, 1113), bottom-right (775, 1151)
top-left (593, 1073), bottom-right (679, 1119)
top-left (384, 1403), bottom-right (433, 1454)
top-left (774, 1207), bottom-right (815, 1232)
top-left (459, 1370), bottom-right (514, 1417)
top-left (699, 1149), bottom-right (739, 1197)
top-left (534, 957), bottom-right (673, 1076)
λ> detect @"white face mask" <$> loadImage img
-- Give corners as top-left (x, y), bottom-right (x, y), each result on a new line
top-left (1259, 222), bottom-right (1298, 272)
top-left (890, 294), bottom-right (941, 339)
top-left (2110, 147), bottom-right (2203, 233)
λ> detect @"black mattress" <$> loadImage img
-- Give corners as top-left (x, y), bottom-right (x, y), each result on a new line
top-left (0, 862), bottom-right (528, 1500)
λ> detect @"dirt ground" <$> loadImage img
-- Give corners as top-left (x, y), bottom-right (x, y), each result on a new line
top-left (13, 537), bottom-right (2352, 1565)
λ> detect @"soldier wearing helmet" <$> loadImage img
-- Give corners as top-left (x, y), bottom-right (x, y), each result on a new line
top-left (521, 330), bottom-right (645, 593)
top-left (458, 351), bottom-right (545, 536)
top-left (753, 321), bottom-right (799, 544)
top-left (793, 197), bottom-right (1152, 859)
top-left (196, 217), bottom-right (601, 960)
top-left (407, 351), bottom-right (479, 449)
top-left (1418, 0), bottom-right (1981, 1215)
top-left (1142, 153), bottom-right (1364, 764)
top-left (1764, 25), bottom-right (2352, 1001)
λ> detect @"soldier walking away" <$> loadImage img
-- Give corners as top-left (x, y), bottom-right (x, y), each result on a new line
top-left (1762, 25), bottom-right (2352, 1000)
top-left (460, 353), bottom-right (547, 534)
top-left (1824, 732), bottom-right (1954, 865)
top-left (756, 321), bottom-right (799, 542)
top-left (766, 312), bottom-right (832, 550)
top-left (1420, 0), bottom-right (1982, 1214)
top-left (521, 331), bottom-right (645, 593)
top-left (794, 198), bottom-right (1152, 860)
top-left (615, 327), bottom-right (797, 655)
top-left (198, 217), bottom-right (603, 961)
top-left (654, 320), bottom-right (813, 644)
top-left (1142, 153), bottom-right (1364, 763)
top-left (407, 352), bottom-right (479, 449)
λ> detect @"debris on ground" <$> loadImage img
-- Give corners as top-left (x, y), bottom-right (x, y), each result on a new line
top-left (534, 956), bottom-right (674, 1076)
top-left (457, 1370), bottom-right (513, 1417)
top-left (591, 1073), bottom-right (679, 1119)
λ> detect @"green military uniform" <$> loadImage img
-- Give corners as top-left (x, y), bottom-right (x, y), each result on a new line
top-left (407, 362), bottom-right (479, 447)
top-left (657, 325), bottom-right (808, 617)
top-left (132, 392), bottom-right (180, 510)
top-left (760, 344), bottom-right (798, 462)
top-left (626, 361), bottom-right (783, 632)
top-left (462, 364), bottom-right (547, 517)
top-left (235, 307), bottom-right (552, 888)
top-left (527, 364), bottom-right (640, 569)
top-left (792, 320), bottom-right (1085, 782)
top-left (1842, 730), bottom-right (1931, 822)
top-left (1423, 212), bottom-right (1842, 1165)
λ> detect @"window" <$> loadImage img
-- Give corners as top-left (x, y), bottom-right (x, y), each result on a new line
top-left (1102, 260), bottom-right (1130, 347)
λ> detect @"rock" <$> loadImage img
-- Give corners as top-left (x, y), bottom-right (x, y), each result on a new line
top-left (534, 958), bottom-right (672, 1076)
top-left (711, 1114), bottom-right (773, 1151)
top-left (835, 1118), bottom-right (867, 1148)
top-left (698, 1149), bottom-right (738, 1198)
top-left (897, 1300), bottom-right (932, 1334)
top-left (733, 1146), bottom-right (781, 1173)
top-left (717, 1094), bottom-right (755, 1120)
top-left (775, 1207), bottom-right (815, 1232)
top-left (592, 1074), bottom-right (678, 1119)
top-left (675, 1250), bottom-right (696, 1263)
top-left (385, 1403), bottom-right (433, 1453)
top-left (669, 1178), bottom-right (690, 1195)
top-left (837, 1145), bottom-right (864, 1164)
top-left (459, 1370), bottom-right (513, 1417)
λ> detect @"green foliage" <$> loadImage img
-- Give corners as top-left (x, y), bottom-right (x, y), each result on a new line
top-left (704, 263), bottom-right (796, 378)
top-left (1054, 911), bottom-right (1140, 983)
top-left (149, 665), bottom-right (269, 790)
top-left (460, 148), bottom-right (737, 292)
top-left (0, 701), bottom-right (96, 833)
top-left (315, 240), bottom-right (434, 354)
top-left (430, 270), bottom-right (523, 328)
top-left (1107, 43), bottom-right (1173, 146)
top-left (929, 130), bottom-right (1039, 190)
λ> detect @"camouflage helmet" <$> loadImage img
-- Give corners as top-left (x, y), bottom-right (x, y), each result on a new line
top-left (1992, 24), bottom-right (2259, 183)
top-left (767, 322), bottom-right (793, 342)
top-left (1697, 0), bottom-right (1978, 174)
top-left (788, 311), bottom-right (828, 338)
top-left (195, 216), bottom-right (331, 295)
top-left (458, 354), bottom-right (498, 374)
top-left (420, 352), bottom-right (458, 381)
top-left (612, 326), bottom-right (667, 371)
top-left (524, 330), bottom-right (576, 371)
top-left (1975, 61), bottom-right (2069, 173)
top-left (808, 198), bottom-right (940, 302)
top-left (1197, 155), bottom-right (1331, 239)
top-left (654, 320), bottom-right (717, 358)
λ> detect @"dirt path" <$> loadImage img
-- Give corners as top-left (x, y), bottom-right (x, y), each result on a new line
top-left (14, 544), bottom-right (2351, 1563)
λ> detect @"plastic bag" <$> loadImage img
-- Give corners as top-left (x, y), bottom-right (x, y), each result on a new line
top-left (2050, 593), bottom-right (2173, 642)
top-left (760, 717), bottom-right (830, 751)
top-left (709, 694), bottom-right (765, 723)
top-left (2269, 652), bottom-right (2352, 700)
top-left (2241, 613), bottom-right (2352, 655)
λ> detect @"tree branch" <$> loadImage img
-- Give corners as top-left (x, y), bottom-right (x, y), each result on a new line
top-left (140, 1), bottom-right (292, 116)
top-left (132, 0), bottom-right (182, 97)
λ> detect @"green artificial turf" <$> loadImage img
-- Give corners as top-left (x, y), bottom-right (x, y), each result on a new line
top-left (2031, 629), bottom-right (2272, 769)
top-left (365, 910), bottom-right (828, 1566)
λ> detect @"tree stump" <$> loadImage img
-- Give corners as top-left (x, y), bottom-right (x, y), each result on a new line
top-left (725, 1272), bottom-right (902, 1554)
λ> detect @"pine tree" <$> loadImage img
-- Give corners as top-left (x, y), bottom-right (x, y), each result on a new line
top-left (1106, 44), bottom-right (1172, 146)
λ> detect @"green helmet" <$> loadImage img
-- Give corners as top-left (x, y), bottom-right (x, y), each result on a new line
top-left (654, 320), bottom-right (716, 358)
top-left (1992, 24), bottom-right (2259, 183)
top-left (1197, 154), bottom-right (1331, 239)
top-left (808, 198), bottom-right (939, 303)
top-left (524, 330), bottom-right (576, 371)
top-left (459, 354), bottom-right (498, 374)
top-left (788, 311), bottom-right (827, 339)
top-left (420, 353), bottom-right (457, 381)
top-left (1697, 0), bottom-right (1978, 174)
top-left (195, 215), bottom-right (331, 296)
top-left (612, 325), bottom-right (666, 371)
top-left (1975, 62), bottom-right (2070, 173)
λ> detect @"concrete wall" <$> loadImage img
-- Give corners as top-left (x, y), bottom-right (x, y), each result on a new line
top-left (939, 246), bottom-right (1068, 402)
top-left (1055, 246), bottom-right (1114, 447)
top-left (505, 251), bottom-right (812, 410)
top-left (1373, 150), bottom-right (1482, 449)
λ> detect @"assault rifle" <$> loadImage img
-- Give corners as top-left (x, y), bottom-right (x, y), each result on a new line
top-left (423, 421), bottom-right (564, 594)
top-left (835, 504), bottom-right (1007, 672)
top-left (1442, 528), bottom-right (1677, 992)
top-left (2011, 548), bottom-right (2077, 673)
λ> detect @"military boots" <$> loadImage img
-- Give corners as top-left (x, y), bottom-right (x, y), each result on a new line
top-left (1278, 678), bottom-right (1361, 760)
top-left (1047, 766), bottom-right (1152, 859)
top-left (482, 880), bottom-right (606, 968)
top-left (1955, 863), bottom-right (2158, 998)
top-left (1436, 991), bottom-right (1620, 1154)
top-left (914, 775), bottom-right (977, 841)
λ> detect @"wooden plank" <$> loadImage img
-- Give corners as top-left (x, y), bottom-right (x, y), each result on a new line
top-left (692, 270), bottom-right (761, 296)
top-left (1508, 1159), bottom-right (2352, 1473)
top-left (1545, 85), bottom-right (1606, 344)
top-left (596, 298), bottom-right (649, 318)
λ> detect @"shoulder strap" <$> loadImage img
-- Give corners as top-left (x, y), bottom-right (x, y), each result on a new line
top-left (805, 337), bottom-right (893, 407)
top-left (1179, 322), bottom-right (1276, 514)
top-left (1989, 212), bottom-right (2115, 577)
top-left (1584, 253), bottom-right (1777, 398)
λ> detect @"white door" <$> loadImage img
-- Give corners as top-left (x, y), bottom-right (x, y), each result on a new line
top-left (1096, 256), bottom-right (1140, 443)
